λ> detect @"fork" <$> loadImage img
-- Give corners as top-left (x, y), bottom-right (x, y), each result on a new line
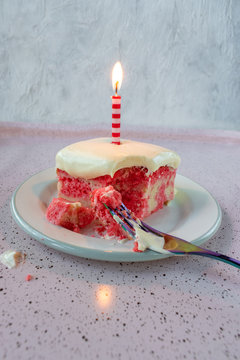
top-left (104, 202), bottom-right (240, 269)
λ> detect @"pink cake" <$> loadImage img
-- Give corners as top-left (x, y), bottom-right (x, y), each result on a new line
top-left (46, 197), bottom-right (94, 232)
top-left (57, 165), bottom-right (176, 219)
top-left (46, 138), bottom-right (181, 238)
top-left (91, 185), bottom-right (126, 239)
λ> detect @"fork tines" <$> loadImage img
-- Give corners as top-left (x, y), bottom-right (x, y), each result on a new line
top-left (103, 203), bottom-right (135, 238)
top-left (104, 202), bottom-right (149, 238)
top-left (119, 203), bottom-right (148, 232)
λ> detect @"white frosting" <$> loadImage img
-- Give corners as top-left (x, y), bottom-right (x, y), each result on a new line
top-left (135, 226), bottom-right (170, 254)
top-left (56, 137), bottom-right (181, 179)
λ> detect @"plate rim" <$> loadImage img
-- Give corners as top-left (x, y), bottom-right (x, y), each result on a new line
top-left (10, 168), bottom-right (222, 262)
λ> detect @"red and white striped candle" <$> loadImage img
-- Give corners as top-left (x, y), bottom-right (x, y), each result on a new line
top-left (112, 95), bottom-right (121, 145)
top-left (111, 62), bottom-right (123, 145)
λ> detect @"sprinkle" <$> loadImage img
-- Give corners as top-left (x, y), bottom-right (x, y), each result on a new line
top-left (25, 274), bottom-right (33, 281)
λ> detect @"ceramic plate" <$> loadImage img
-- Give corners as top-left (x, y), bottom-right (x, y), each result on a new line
top-left (11, 168), bottom-right (222, 262)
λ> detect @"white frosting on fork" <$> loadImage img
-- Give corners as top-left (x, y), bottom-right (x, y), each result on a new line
top-left (56, 137), bottom-right (181, 179)
top-left (135, 226), bottom-right (170, 254)
top-left (112, 212), bottom-right (170, 254)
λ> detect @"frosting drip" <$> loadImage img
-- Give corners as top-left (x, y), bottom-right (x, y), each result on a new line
top-left (56, 138), bottom-right (181, 179)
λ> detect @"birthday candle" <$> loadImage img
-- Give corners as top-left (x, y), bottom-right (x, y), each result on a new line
top-left (111, 62), bottom-right (123, 145)
top-left (112, 95), bottom-right (121, 145)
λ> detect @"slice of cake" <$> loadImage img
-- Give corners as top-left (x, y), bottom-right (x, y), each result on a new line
top-left (55, 138), bottom-right (180, 219)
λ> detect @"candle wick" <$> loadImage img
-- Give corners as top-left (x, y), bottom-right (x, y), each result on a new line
top-left (115, 81), bottom-right (119, 96)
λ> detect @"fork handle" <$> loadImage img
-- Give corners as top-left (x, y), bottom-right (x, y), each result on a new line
top-left (142, 221), bottom-right (240, 269)
top-left (186, 251), bottom-right (240, 269)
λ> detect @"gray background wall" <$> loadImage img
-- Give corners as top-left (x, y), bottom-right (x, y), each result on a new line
top-left (0, 0), bottom-right (239, 130)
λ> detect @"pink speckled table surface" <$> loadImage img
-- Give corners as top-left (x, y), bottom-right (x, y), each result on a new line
top-left (0, 123), bottom-right (240, 360)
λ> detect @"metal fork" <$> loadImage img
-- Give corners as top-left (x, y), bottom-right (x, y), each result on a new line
top-left (104, 202), bottom-right (240, 269)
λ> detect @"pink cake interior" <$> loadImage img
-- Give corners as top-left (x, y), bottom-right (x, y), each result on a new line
top-left (46, 198), bottom-right (94, 233)
top-left (57, 165), bottom-right (176, 219)
top-left (91, 185), bottom-right (126, 239)
top-left (46, 187), bottom-right (127, 240)
top-left (47, 165), bottom-right (177, 240)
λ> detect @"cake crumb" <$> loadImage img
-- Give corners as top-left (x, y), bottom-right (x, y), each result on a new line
top-left (25, 274), bottom-right (33, 281)
top-left (0, 250), bottom-right (26, 269)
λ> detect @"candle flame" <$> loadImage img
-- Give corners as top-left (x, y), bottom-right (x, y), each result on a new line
top-left (112, 61), bottom-right (123, 95)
